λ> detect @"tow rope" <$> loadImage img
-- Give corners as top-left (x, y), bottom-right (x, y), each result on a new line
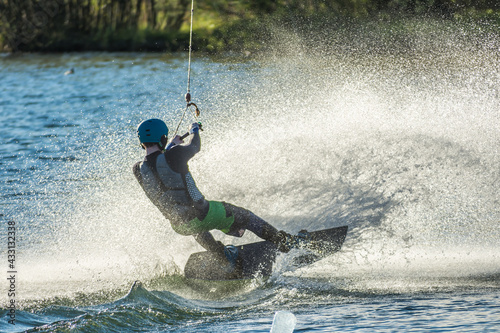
top-left (173, 0), bottom-right (201, 138)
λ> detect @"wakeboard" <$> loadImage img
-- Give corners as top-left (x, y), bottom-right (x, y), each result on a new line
top-left (184, 225), bottom-right (348, 281)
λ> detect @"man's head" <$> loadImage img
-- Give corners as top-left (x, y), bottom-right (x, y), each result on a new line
top-left (137, 119), bottom-right (168, 150)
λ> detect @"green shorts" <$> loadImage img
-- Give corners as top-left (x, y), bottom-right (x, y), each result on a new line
top-left (171, 201), bottom-right (235, 236)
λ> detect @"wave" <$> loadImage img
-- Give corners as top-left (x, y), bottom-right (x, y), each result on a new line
top-left (5, 281), bottom-right (213, 332)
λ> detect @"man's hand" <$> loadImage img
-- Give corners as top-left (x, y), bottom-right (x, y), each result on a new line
top-left (189, 122), bottom-right (200, 134)
top-left (165, 135), bottom-right (184, 151)
top-left (171, 135), bottom-right (184, 146)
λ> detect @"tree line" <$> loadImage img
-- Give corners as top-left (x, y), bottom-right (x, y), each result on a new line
top-left (0, 0), bottom-right (191, 51)
top-left (0, 0), bottom-right (498, 52)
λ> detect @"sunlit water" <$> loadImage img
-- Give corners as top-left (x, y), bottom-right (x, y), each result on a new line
top-left (0, 20), bottom-right (499, 332)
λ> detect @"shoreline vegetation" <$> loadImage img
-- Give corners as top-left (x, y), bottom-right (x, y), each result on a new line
top-left (0, 0), bottom-right (499, 54)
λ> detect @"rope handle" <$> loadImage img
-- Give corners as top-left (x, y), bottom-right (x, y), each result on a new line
top-left (187, 102), bottom-right (200, 117)
top-left (179, 122), bottom-right (203, 140)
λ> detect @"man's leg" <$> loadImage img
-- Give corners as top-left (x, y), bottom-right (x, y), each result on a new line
top-left (194, 231), bottom-right (224, 252)
top-left (222, 202), bottom-right (296, 252)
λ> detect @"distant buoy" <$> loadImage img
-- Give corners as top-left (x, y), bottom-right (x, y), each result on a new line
top-left (270, 311), bottom-right (296, 333)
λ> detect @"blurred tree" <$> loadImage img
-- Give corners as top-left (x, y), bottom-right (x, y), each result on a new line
top-left (0, 0), bottom-right (497, 52)
top-left (0, 0), bottom-right (193, 51)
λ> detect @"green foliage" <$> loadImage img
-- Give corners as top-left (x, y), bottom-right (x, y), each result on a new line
top-left (0, 0), bottom-right (498, 52)
top-left (0, 0), bottom-right (190, 52)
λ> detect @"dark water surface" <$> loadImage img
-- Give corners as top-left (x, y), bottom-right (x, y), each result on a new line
top-left (0, 35), bottom-right (499, 333)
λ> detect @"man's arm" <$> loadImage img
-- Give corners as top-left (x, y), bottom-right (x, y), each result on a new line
top-left (132, 162), bottom-right (144, 187)
top-left (165, 129), bottom-right (200, 174)
top-left (183, 129), bottom-right (200, 157)
top-left (183, 122), bottom-right (201, 156)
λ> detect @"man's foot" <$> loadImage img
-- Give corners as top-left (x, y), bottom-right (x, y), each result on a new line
top-left (275, 231), bottom-right (294, 252)
top-left (297, 229), bottom-right (310, 240)
top-left (275, 230), bottom-right (310, 253)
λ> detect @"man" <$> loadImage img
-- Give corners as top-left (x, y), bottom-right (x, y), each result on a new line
top-left (133, 118), bottom-right (300, 259)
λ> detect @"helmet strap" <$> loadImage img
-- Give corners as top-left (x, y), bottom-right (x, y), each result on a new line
top-left (159, 135), bottom-right (168, 150)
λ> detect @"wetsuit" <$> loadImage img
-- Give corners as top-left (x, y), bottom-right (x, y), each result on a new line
top-left (133, 131), bottom-right (280, 253)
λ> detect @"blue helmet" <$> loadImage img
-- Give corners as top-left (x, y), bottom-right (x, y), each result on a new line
top-left (137, 119), bottom-right (168, 146)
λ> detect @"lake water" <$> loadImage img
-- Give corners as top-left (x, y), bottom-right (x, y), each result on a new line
top-left (0, 23), bottom-right (499, 332)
